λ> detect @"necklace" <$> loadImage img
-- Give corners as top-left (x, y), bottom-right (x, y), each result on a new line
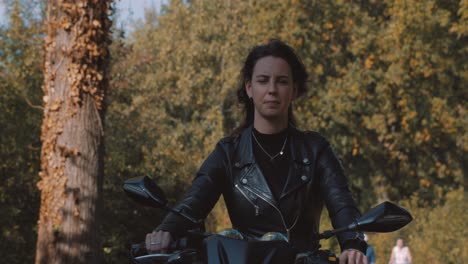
top-left (252, 131), bottom-right (288, 161)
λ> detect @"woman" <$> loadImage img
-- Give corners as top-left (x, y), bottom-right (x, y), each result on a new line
top-left (145, 39), bottom-right (368, 264)
top-left (388, 238), bottom-right (412, 264)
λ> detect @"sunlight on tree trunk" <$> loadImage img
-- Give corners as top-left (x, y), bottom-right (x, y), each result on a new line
top-left (35, 1), bottom-right (111, 263)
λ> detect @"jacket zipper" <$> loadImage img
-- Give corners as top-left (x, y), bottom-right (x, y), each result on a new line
top-left (235, 184), bottom-right (260, 216)
top-left (237, 184), bottom-right (299, 240)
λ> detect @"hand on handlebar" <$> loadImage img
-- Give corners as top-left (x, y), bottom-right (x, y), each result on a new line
top-left (145, 230), bottom-right (173, 253)
top-left (339, 249), bottom-right (368, 264)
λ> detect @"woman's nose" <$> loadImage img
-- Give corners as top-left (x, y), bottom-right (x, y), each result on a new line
top-left (267, 80), bottom-right (278, 93)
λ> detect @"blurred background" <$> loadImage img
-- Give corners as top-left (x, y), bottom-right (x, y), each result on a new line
top-left (0, 0), bottom-right (466, 263)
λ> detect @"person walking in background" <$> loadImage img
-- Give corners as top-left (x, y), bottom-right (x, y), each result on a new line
top-left (388, 237), bottom-right (412, 264)
top-left (364, 234), bottom-right (376, 264)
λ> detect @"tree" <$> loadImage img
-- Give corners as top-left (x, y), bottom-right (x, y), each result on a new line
top-left (35, 1), bottom-right (111, 263)
top-left (102, 0), bottom-right (465, 260)
top-left (289, 0), bottom-right (466, 207)
top-left (371, 188), bottom-right (466, 264)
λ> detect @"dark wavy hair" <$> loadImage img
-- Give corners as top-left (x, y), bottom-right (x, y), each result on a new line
top-left (232, 39), bottom-right (308, 135)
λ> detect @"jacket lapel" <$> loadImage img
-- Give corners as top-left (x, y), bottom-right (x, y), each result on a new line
top-left (233, 125), bottom-right (254, 168)
top-left (234, 125), bottom-right (277, 206)
top-left (239, 164), bottom-right (277, 206)
top-left (233, 125), bottom-right (314, 205)
top-left (279, 127), bottom-right (313, 200)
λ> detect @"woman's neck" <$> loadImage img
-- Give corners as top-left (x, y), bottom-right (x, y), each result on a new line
top-left (253, 116), bottom-right (288, 134)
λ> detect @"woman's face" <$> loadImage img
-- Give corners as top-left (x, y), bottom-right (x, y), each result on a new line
top-left (397, 239), bottom-right (404, 248)
top-left (245, 56), bottom-right (296, 124)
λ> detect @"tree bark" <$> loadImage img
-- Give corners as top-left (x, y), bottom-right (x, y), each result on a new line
top-left (35, 1), bottom-right (111, 263)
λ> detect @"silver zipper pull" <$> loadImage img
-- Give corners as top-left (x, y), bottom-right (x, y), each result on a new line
top-left (255, 205), bottom-right (260, 216)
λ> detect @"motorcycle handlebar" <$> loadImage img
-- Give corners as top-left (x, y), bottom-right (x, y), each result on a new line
top-left (130, 237), bottom-right (191, 263)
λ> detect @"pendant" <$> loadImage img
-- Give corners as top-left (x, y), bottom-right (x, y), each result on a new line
top-left (280, 151), bottom-right (283, 155)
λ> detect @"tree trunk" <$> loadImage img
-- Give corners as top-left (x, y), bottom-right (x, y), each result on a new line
top-left (35, 1), bottom-right (111, 263)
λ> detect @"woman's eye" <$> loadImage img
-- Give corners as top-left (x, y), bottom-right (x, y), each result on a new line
top-left (257, 79), bottom-right (268, 84)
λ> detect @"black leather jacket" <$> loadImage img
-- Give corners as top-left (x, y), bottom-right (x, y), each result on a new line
top-left (157, 125), bottom-right (366, 253)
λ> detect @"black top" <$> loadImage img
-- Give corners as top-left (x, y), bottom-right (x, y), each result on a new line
top-left (252, 128), bottom-right (289, 201)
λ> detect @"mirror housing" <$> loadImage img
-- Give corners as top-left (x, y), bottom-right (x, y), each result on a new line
top-left (319, 201), bottom-right (412, 239)
top-left (123, 176), bottom-right (202, 225)
top-left (123, 176), bottom-right (168, 208)
top-left (351, 201), bottom-right (413, 232)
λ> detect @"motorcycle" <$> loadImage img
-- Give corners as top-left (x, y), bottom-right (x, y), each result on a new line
top-left (123, 176), bottom-right (412, 264)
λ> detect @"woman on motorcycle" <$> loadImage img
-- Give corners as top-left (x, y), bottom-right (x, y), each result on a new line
top-left (145, 39), bottom-right (368, 264)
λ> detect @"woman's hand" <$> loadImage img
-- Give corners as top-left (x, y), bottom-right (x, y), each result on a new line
top-left (339, 249), bottom-right (368, 264)
top-left (145, 230), bottom-right (173, 253)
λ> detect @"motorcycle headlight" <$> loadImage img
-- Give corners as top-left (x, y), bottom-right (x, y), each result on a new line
top-left (259, 232), bottom-right (289, 242)
top-left (216, 228), bottom-right (245, 240)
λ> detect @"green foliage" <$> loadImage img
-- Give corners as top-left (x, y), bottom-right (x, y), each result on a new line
top-left (104, 0), bottom-right (466, 261)
top-left (0, 1), bottom-right (45, 263)
top-left (407, 188), bottom-right (467, 263)
top-left (296, 0), bottom-right (466, 208)
top-left (0, 0), bottom-right (465, 262)
top-left (371, 188), bottom-right (466, 264)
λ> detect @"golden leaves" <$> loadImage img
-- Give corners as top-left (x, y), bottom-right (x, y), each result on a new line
top-left (431, 98), bottom-right (458, 134)
top-left (314, 64), bottom-right (324, 76)
top-left (47, 0), bottom-right (111, 112)
top-left (364, 54), bottom-right (375, 69)
top-left (321, 33), bottom-right (330, 41)
top-left (415, 127), bottom-right (431, 145)
top-left (58, 145), bottom-right (80, 157)
top-left (49, 100), bottom-right (62, 111)
top-left (323, 22), bottom-right (334, 29)
top-left (352, 137), bottom-right (359, 156)
top-left (106, 0), bottom-right (466, 241)
top-left (419, 178), bottom-right (431, 188)
top-left (61, 18), bottom-right (72, 31)
top-left (92, 20), bottom-right (101, 28)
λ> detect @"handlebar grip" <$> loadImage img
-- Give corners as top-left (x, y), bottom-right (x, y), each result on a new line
top-left (132, 237), bottom-right (188, 254)
top-left (130, 242), bottom-right (147, 258)
top-left (169, 237), bottom-right (188, 251)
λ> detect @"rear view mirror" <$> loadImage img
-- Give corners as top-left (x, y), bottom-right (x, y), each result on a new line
top-left (319, 201), bottom-right (412, 239)
top-left (353, 201), bottom-right (413, 232)
top-left (123, 176), bottom-right (168, 208)
top-left (123, 176), bottom-right (201, 224)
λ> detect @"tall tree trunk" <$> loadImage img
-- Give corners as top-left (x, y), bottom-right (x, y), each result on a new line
top-left (35, 1), bottom-right (111, 263)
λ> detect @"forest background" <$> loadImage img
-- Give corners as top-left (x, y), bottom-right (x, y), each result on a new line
top-left (0, 0), bottom-right (466, 263)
